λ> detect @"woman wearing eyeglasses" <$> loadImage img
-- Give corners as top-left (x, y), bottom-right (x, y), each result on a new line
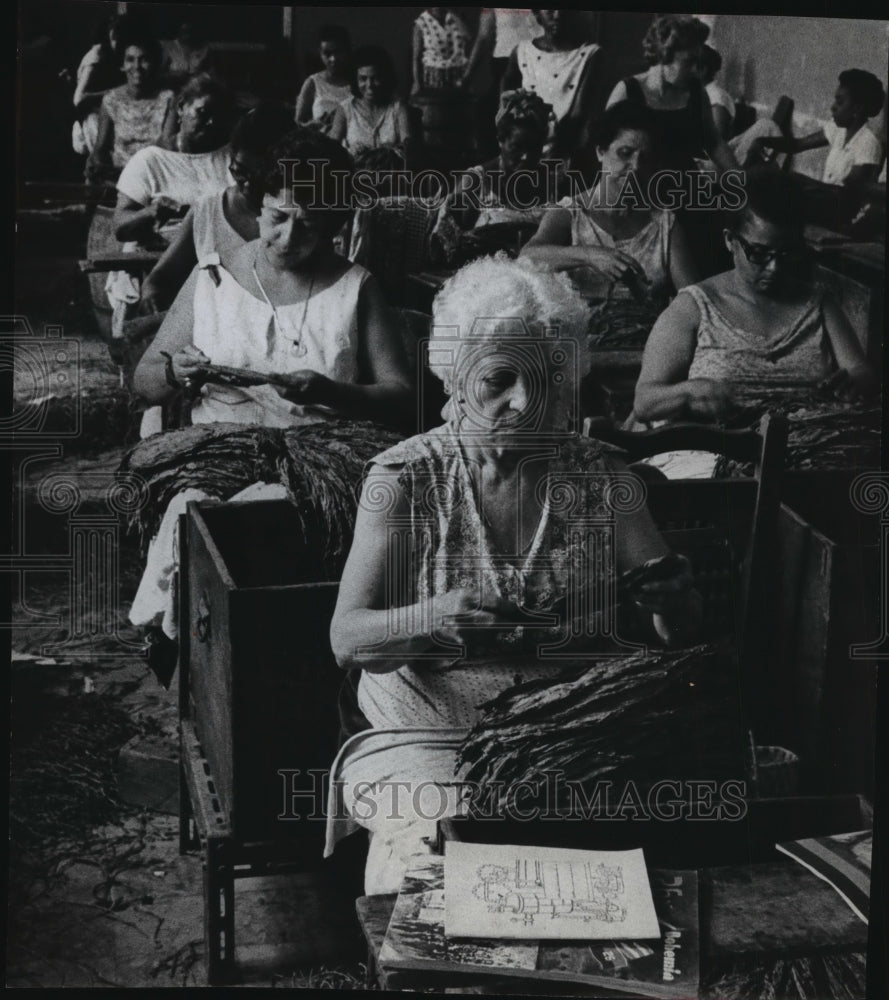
top-left (632, 169), bottom-right (877, 476)
top-left (139, 103), bottom-right (294, 314)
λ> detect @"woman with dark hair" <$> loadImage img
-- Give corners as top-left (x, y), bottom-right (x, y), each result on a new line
top-left (431, 88), bottom-right (556, 262)
top-left (522, 101), bottom-right (699, 349)
top-left (328, 45), bottom-right (412, 157)
top-left (85, 20), bottom-right (176, 180)
top-left (140, 102), bottom-right (296, 313)
top-left (606, 14), bottom-right (736, 177)
top-left (131, 127), bottom-right (414, 640)
top-left (633, 168), bottom-right (877, 477)
top-left (754, 69), bottom-right (885, 188)
top-left (295, 24), bottom-right (353, 130)
top-left (72, 13), bottom-right (124, 155)
top-left (501, 9), bottom-right (602, 157)
top-left (106, 73), bottom-right (236, 349)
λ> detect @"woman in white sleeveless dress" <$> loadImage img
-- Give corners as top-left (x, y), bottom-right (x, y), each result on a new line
top-left (130, 128), bottom-right (414, 640)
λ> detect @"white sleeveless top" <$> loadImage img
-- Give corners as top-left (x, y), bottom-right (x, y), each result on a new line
top-left (515, 40), bottom-right (599, 122)
top-left (190, 253), bottom-right (368, 428)
top-left (191, 190), bottom-right (247, 266)
top-left (310, 72), bottom-right (352, 121)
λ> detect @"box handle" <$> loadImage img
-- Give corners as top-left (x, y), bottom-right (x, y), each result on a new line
top-left (196, 593), bottom-right (211, 643)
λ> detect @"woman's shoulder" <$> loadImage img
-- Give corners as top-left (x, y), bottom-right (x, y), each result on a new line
top-left (368, 425), bottom-right (455, 471)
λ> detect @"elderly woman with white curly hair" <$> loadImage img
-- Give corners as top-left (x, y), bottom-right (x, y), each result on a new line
top-left (325, 255), bottom-right (701, 894)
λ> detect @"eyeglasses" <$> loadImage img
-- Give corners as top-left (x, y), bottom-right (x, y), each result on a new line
top-left (728, 231), bottom-right (803, 267)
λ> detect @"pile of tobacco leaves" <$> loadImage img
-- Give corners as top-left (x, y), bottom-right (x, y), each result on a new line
top-left (120, 419), bottom-right (403, 573)
top-left (456, 642), bottom-right (746, 814)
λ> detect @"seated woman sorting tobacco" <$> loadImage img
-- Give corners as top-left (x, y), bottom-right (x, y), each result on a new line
top-left (521, 100), bottom-right (699, 360)
top-left (326, 256), bottom-right (702, 894)
top-left (130, 128), bottom-right (413, 645)
top-left (430, 88), bottom-right (557, 265)
top-left (633, 168), bottom-right (878, 478)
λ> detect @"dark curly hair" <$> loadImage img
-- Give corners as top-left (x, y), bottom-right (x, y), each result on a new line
top-left (230, 102), bottom-right (295, 156)
top-left (115, 15), bottom-right (163, 68)
top-left (642, 15), bottom-right (710, 67)
top-left (592, 100), bottom-right (657, 151)
top-left (350, 45), bottom-right (398, 101)
top-left (837, 69), bottom-right (886, 119)
top-left (725, 167), bottom-right (805, 235)
top-left (495, 89), bottom-right (552, 144)
top-left (319, 24), bottom-right (351, 50)
top-left (259, 126), bottom-right (355, 235)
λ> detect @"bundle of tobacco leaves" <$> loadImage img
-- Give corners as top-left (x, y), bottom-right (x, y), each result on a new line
top-left (714, 388), bottom-right (882, 475)
top-left (121, 420), bottom-right (404, 569)
top-left (456, 643), bottom-right (744, 814)
top-left (120, 423), bottom-right (284, 541)
top-left (702, 952), bottom-right (867, 1000)
top-left (277, 420), bottom-right (404, 577)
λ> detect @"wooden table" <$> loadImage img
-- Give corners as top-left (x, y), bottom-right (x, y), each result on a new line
top-left (357, 858), bottom-right (869, 995)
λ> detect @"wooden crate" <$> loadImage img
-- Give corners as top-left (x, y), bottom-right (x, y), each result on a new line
top-left (774, 472), bottom-right (881, 799)
top-left (183, 498), bottom-right (343, 844)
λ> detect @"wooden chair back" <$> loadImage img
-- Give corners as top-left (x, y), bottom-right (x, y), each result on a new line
top-left (582, 414), bottom-right (789, 716)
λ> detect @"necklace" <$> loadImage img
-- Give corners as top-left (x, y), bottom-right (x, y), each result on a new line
top-left (252, 251), bottom-right (312, 356)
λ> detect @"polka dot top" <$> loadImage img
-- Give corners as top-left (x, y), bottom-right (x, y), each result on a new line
top-left (515, 40), bottom-right (599, 122)
top-left (357, 424), bottom-right (624, 729)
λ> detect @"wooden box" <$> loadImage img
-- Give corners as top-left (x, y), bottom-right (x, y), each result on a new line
top-left (182, 498), bottom-right (343, 844)
top-left (775, 472), bottom-right (881, 799)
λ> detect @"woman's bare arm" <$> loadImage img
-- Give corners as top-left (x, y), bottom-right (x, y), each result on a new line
top-left (294, 75), bottom-right (316, 124)
top-left (85, 104), bottom-right (114, 178)
top-left (633, 291), bottom-right (732, 422)
top-left (140, 210), bottom-right (198, 312)
top-left (821, 293), bottom-right (879, 397)
top-left (330, 466), bottom-right (436, 672)
top-left (133, 268), bottom-right (199, 403)
top-left (521, 207), bottom-right (650, 282)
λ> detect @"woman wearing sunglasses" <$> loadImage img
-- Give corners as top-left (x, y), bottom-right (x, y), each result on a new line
top-left (632, 169), bottom-right (877, 476)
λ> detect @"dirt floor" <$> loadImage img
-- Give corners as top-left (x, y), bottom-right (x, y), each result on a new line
top-left (8, 209), bottom-right (371, 988)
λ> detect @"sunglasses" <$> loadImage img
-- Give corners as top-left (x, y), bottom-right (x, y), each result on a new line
top-left (728, 231), bottom-right (803, 267)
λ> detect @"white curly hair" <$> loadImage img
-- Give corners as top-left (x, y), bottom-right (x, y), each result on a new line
top-left (428, 254), bottom-right (592, 397)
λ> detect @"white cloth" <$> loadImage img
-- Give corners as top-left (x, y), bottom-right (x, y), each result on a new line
top-left (129, 483), bottom-right (289, 637)
top-left (303, 72), bottom-right (352, 122)
top-left (822, 120), bottom-right (883, 186)
top-left (325, 727), bottom-right (469, 894)
top-left (106, 146), bottom-right (233, 339)
top-left (514, 40), bottom-right (599, 122)
top-left (493, 8), bottom-right (538, 60)
top-left (706, 82), bottom-right (735, 125)
top-left (191, 188), bottom-right (247, 264)
top-left (129, 253), bottom-right (370, 634)
top-left (189, 255), bottom-right (366, 427)
top-left (117, 144), bottom-right (233, 209)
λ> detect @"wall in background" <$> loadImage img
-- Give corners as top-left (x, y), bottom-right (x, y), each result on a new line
top-left (712, 15), bottom-right (888, 177)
